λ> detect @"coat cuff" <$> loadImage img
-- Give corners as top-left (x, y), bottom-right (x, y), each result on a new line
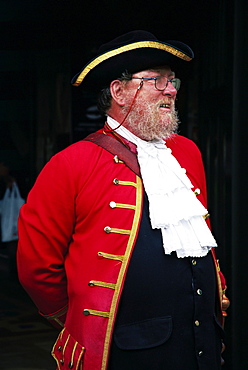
top-left (39, 305), bottom-right (68, 329)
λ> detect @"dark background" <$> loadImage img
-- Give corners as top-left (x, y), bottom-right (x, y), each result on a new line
top-left (0, 0), bottom-right (247, 368)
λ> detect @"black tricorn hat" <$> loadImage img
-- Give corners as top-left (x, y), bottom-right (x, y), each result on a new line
top-left (71, 30), bottom-right (194, 90)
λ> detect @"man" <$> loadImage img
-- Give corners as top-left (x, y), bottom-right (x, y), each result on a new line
top-left (17, 30), bottom-right (228, 370)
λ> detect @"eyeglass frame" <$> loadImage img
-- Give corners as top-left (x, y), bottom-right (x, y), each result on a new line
top-left (131, 76), bottom-right (181, 91)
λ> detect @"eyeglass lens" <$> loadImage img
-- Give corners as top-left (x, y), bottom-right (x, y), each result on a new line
top-left (155, 77), bottom-right (181, 91)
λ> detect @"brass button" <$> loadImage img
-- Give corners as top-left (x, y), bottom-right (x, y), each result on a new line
top-left (195, 320), bottom-right (200, 326)
top-left (197, 289), bottom-right (203, 295)
top-left (104, 226), bottom-right (111, 234)
top-left (109, 201), bottom-right (116, 208)
top-left (57, 345), bottom-right (62, 351)
top-left (113, 178), bottom-right (119, 185)
top-left (83, 309), bottom-right (90, 316)
top-left (88, 281), bottom-right (95, 286)
top-left (198, 350), bottom-right (203, 357)
top-left (113, 155), bottom-right (119, 163)
top-left (68, 362), bottom-right (73, 369)
top-left (194, 188), bottom-right (201, 195)
top-left (60, 359), bottom-right (64, 364)
top-left (192, 259), bottom-right (197, 266)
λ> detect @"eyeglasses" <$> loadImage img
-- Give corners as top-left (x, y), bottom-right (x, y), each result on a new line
top-left (131, 76), bottom-right (181, 91)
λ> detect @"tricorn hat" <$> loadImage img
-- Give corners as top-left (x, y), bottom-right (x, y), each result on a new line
top-left (71, 30), bottom-right (194, 90)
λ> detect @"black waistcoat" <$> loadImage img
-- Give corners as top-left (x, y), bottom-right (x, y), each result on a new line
top-left (108, 194), bottom-right (223, 370)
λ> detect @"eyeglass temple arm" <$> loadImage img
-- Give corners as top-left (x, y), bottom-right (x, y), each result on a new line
top-left (137, 79), bottom-right (144, 90)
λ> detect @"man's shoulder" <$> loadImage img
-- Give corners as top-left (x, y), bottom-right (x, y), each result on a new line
top-left (166, 133), bottom-right (202, 156)
top-left (166, 134), bottom-right (203, 169)
top-left (166, 133), bottom-right (199, 150)
top-left (40, 133), bottom-right (111, 178)
top-left (54, 131), bottom-right (107, 159)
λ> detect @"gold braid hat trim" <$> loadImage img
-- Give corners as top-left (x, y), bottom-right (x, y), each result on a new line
top-left (72, 40), bottom-right (192, 86)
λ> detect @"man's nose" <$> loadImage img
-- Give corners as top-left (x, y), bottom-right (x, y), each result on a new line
top-left (162, 82), bottom-right (177, 97)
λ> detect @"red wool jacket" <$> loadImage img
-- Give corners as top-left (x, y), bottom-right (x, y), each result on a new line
top-left (17, 130), bottom-right (226, 370)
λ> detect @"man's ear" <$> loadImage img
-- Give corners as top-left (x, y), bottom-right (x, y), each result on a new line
top-left (110, 80), bottom-right (126, 107)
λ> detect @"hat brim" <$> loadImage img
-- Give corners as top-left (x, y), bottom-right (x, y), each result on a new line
top-left (71, 40), bottom-right (193, 91)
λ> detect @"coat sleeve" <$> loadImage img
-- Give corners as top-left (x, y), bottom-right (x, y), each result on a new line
top-left (17, 151), bottom-right (78, 328)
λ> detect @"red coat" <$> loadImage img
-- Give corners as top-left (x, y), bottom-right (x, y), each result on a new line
top-left (17, 131), bottom-right (225, 370)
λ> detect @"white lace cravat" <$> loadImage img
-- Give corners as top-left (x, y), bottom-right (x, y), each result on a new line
top-left (107, 116), bottom-right (217, 258)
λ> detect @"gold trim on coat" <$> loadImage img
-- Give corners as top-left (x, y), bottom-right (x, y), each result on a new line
top-left (101, 175), bottom-right (143, 369)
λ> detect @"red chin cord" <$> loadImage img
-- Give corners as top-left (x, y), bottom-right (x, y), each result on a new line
top-left (105, 80), bottom-right (144, 132)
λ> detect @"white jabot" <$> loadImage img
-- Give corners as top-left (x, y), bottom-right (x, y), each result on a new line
top-left (107, 116), bottom-right (217, 258)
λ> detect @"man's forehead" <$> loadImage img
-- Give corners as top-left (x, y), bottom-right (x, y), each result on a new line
top-left (134, 66), bottom-right (174, 75)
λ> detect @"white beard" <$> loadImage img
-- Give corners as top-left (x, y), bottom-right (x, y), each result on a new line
top-left (122, 95), bottom-right (179, 141)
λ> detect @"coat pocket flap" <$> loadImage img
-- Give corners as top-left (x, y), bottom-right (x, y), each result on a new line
top-left (52, 327), bottom-right (85, 370)
top-left (114, 316), bottom-right (172, 350)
